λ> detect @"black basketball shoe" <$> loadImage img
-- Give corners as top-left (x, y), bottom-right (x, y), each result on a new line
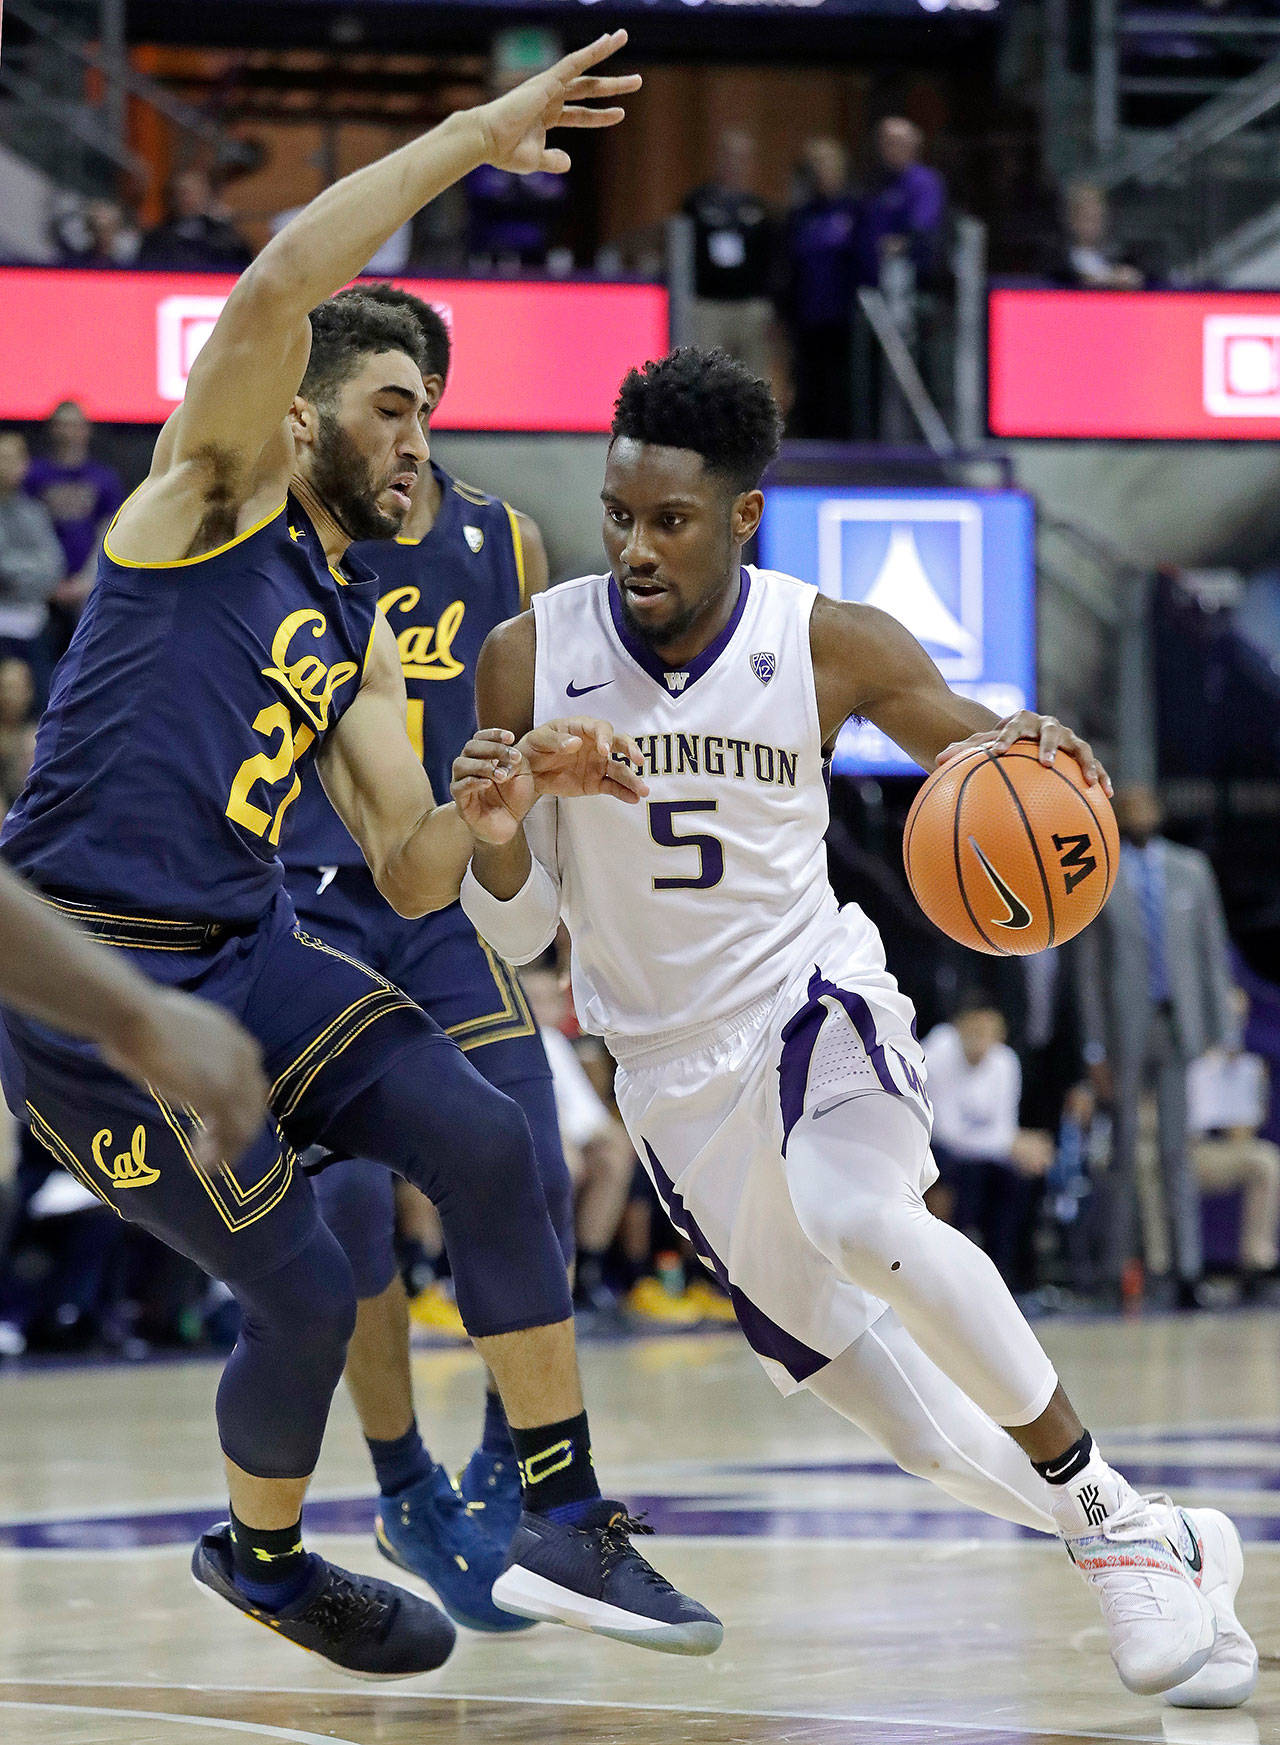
top-left (192, 1522), bottom-right (456, 1678)
top-left (490, 1502), bottom-right (723, 1656)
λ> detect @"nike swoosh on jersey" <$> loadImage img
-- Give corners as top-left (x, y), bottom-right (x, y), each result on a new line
top-left (968, 838), bottom-right (1033, 930)
top-left (566, 679), bottom-right (613, 698)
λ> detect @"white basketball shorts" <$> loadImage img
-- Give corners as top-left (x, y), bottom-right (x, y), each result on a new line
top-left (611, 908), bottom-right (935, 1395)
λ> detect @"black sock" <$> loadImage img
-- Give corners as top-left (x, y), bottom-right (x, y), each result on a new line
top-left (510, 1409), bottom-right (601, 1520)
top-left (228, 1508), bottom-right (311, 1606)
top-left (1032, 1429), bottom-right (1094, 1485)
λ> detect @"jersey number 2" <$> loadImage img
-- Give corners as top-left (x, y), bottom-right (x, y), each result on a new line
top-left (649, 800), bottom-right (724, 891)
top-left (225, 702), bottom-right (316, 847)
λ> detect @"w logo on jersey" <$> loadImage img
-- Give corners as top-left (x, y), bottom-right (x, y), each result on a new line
top-left (751, 651), bottom-right (776, 685)
top-left (665, 671), bottom-right (690, 694)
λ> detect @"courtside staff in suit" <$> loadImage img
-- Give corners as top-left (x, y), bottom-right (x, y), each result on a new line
top-left (1076, 784), bottom-right (1234, 1304)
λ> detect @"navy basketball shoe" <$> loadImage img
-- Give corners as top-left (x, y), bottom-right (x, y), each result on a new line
top-left (192, 1523), bottom-right (456, 1678)
top-left (458, 1445), bottom-right (524, 1550)
top-left (375, 1463), bottom-right (533, 1633)
top-left (491, 1502), bottom-right (723, 1656)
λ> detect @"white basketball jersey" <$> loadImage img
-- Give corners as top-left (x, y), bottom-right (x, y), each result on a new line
top-left (531, 565), bottom-right (879, 1045)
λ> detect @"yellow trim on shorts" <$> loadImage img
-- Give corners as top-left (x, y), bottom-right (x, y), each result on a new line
top-left (150, 1090), bottom-right (295, 1233)
top-left (446, 940), bottom-right (536, 1052)
top-left (103, 493), bottom-right (287, 570)
top-left (26, 1103), bottom-right (123, 1216)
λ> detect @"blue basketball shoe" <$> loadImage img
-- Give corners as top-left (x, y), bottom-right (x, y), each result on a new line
top-left (458, 1445), bottom-right (523, 1550)
top-left (491, 1502), bottom-right (723, 1656)
top-left (375, 1463), bottom-right (534, 1633)
top-left (192, 1523), bottom-right (456, 1678)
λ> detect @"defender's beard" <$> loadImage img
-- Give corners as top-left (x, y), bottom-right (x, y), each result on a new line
top-left (310, 412), bottom-right (402, 543)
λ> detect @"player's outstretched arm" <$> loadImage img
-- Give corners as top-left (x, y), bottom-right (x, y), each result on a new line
top-left (810, 596), bottom-right (1111, 789)
top-left (116, 34), bottom-right (639, 563)
top-left (0, 862), bottom-right (267, 1165)
top-left (317, 617), bottom-right (477, 917)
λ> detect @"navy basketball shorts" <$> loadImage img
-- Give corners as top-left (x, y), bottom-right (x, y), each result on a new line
top-left (285, 864), bottom-right (573, 1287)
top-left (0, 888), bottom-right (470, 1286)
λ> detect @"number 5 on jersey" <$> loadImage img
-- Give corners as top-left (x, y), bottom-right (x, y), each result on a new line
top-left (649, 800), bottom-right (724, 891)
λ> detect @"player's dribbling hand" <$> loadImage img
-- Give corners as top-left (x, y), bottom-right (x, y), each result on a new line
top-left (936, 711), bottom-right (1114, 795)
top-left (102, 991), bottom-right (269, 1169)
top-left (472, 31), bottom-right (641, 177)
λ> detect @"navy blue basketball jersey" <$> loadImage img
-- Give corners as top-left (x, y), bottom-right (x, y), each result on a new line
top-left (2, 495), bottom-right (380, 922)
top-left (283, 462), bottom-right (526, 868)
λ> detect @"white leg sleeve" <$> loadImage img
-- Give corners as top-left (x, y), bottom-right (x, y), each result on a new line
top-left (808, 1309), bottom-right (1056, 1534)
top-left (786, 1093), bottom-right (1058, 1429)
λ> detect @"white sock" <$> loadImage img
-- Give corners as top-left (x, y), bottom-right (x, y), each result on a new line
top-left (1044, 1439), bottom-right (1134, 1537)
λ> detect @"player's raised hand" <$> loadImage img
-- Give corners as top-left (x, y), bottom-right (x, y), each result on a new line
top-left (473, 31), bottom-right (641, 176)
top-left (521, 717), bottom-right (649, 804)
top-left (101, 991), bottom-right (269, 1169)
top-left (451, 727), bottom-right (533, 844)
top-left (936, 710), bottom-right (1113, 795)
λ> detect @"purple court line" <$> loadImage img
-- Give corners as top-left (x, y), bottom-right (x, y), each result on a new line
top-left (5, 1489), bottom-right (1280, 1551)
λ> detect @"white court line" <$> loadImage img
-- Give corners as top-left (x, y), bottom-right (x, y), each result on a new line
top-left (0, 1699), bottom-right (359, 1745)
top-left (0, 1680), bottom-right (1170, 1743)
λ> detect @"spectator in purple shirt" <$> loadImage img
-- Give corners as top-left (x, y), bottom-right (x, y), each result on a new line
top-left (23, 401), bottom-right (123, 651)
top-left (778, 138), bottom-right (862, 440)
top-left (858, 117), bottom-right (948, 289)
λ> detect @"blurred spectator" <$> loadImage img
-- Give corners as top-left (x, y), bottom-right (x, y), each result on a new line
top-left (1187, 988), bottom-right (1280, 1302)
top-left (24, 400), bottom-right (123, 647)
top-left (0, 657), bottom-right (38, 809)
top-left (924, 1000), bottom-right (1041, 1286)
top-left (778, 138), bottom-right (861, 439)
top-left (522, 963), bottom-right (634, 1316)
top-left (137, 168), bottom-right (252, 273)
top-left (1043, 182), bottom-right (1145, 290)
top-left (1076, 784), bottom-right (1235, 1307)
top-left (465, 164), bottom-right (570, 273)
top-left (683, 129), bottom-right (777, 383)
top-left (52, 196), bottom-right (140, 268)
top-left (0, 432), bottom-right (63, 698)
top-left (858, 117), bottom-right (948, 288)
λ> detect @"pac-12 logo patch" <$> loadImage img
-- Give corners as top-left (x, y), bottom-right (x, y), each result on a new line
top-left (463, 524), bottom-right (484, 554)
top-left (751, 650), bottom-right (776, 685)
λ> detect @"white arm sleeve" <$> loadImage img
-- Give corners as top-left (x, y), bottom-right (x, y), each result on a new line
top-left (459, 797), bottom-right (562, 966)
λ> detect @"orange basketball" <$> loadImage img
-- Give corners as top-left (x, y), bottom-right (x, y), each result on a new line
top-left (903, 745), bottom-right (1120, 955)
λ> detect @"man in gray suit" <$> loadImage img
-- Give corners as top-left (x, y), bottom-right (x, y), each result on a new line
top-left (1076, 786), bottom-right (1234, 1306)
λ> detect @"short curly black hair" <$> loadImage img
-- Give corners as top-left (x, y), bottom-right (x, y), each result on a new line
top-left (610, 347), bottom-right (783, 493)
top-left (300, 292), bottom-right (427, 408)
top-left (334, 282), bottom-right (452, 385)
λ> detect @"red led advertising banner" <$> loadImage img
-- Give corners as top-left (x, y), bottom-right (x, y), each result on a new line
top-left (0, 269), bottom-right (669, 431)
top-left (989, 286), bottom-right (1280, 439)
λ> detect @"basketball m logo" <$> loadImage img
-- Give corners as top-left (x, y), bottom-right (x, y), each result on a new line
top-left (1052, 831), bottom-right (1097, 895)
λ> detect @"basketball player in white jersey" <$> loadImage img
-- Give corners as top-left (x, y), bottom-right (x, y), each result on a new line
top-left (457, 350), bottom-right (1255, 1706)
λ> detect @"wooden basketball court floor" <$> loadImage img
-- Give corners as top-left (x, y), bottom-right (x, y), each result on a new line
top-left (1, 1312), bottom-right (1277, 1745)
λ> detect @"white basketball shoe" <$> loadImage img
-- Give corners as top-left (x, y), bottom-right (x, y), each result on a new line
top-left (1162, 1509), bottom-right (1258, 1709)
top-left (1056, 1482), bottom-right (1216, 1696)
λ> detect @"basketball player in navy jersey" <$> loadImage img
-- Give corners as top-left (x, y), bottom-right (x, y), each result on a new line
top-left (0, 40), bottom-right (723, 1677)
top-left (282, 283), bottom-right (574, 1631)
top-left (454, 349), bottom-right (1255, 1706)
